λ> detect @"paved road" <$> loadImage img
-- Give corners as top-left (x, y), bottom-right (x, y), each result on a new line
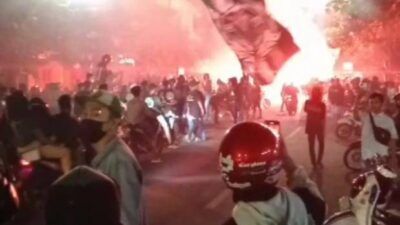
top-left (9, 109), bottom-right (359, 225)
top-left (142, 110), bottom-right (357, 225)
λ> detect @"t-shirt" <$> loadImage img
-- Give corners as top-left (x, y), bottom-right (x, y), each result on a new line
top-left (361, 112), bottom-right (399, 160)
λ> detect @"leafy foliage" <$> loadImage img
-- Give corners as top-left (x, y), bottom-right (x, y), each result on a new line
top-left (326, 0), bottom-right (400, 71)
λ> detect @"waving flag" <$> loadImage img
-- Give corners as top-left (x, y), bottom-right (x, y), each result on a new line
top-left (202, 0), bottom-right (299, 85)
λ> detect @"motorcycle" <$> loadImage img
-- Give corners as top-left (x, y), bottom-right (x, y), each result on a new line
top-left (0, 143), bottom-right (61, 221)
top-left (122, 105), bottom-right (169, 156)
top-left (284, 95), bottom-right (298, 116)
top-left (343, 141), bottom-right (400, 172)
top-left (336, 111), bottom-right (361, 141)
top-left (0, 144), bottom-right (19, 224)
top-left (324, 161), bottom-right (400, 225)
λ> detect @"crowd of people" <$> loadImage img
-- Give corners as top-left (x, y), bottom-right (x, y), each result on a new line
top-left (0, 69), bottom-right (267, 225)
top-left (1, 71), bottom-right (400, 225)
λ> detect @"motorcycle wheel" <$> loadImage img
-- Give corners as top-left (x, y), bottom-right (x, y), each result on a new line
top-left (343, 145), bottom-right (363, 172)
top-left (336, 124), bottom-right (353, 140)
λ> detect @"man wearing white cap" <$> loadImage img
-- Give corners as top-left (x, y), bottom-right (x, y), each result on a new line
top-left (79, 91), bottom-right (146, 225)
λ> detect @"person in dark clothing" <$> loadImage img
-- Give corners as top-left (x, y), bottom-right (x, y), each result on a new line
top-left (304, 86), bottom-right (326, 168)
top-left (251, 80), bottom-right (262, 119)
top-left (343, 83), bottom-right (355, 109)
top-left (175, 76), bottom-right (190, 133)
top-left (228, 77), bottom-right (243, 124)
top-left (29, 98), bottom-right (54, 138)
top-left (74, 82), bottom-right (91, 117)
top-left (52, 95), bottom-right (82, 165)
top-left (239, 76), bottom-right (251, 121)
top-left (95, 54), bottom-right (112, 87)
top-left (188, 80), bottom-right (206, 111)
top-left (28, 98), bottom-right (72, 173)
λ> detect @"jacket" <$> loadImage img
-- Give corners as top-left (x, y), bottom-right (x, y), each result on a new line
top-left (91, 138), bottom-right (145, 225)
top-left (224, 167), bottom-right (325, 225)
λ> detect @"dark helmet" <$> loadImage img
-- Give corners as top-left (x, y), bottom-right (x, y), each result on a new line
top-left (219, 122), bottom-right (283, 190)
top-left (46, 166), bottom-right (122, 225)
top-left (130, 85), bottom-right (141, 98)
top-left (350, 166), bottom-right (397, 205)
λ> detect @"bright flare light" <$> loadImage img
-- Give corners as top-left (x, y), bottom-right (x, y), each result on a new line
top-left (263, 0), bottom-right (338, 105)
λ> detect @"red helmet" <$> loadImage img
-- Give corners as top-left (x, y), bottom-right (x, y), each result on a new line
top-left (219, 122), bottom-right (283, 190)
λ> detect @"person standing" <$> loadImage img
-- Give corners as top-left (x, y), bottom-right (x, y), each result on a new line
top-left (202, 73), bottom-right (213, 122)
top-left (228, 77), bottom-right (243, 124)
top-left (356, 92), bottom-right (398, 169)
top-left (304, 86), bottom-right (326, 168)
top-left (80, 91), bottom-right (145, 225)
top-left (251, 80), bottom-right (262, 119)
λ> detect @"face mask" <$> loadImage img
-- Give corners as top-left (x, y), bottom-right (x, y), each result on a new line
top-left (79, 119), bottom-right (106, 143)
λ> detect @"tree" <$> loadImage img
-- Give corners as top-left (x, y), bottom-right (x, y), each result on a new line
top-left (326, 0), bottom-right (400, 72)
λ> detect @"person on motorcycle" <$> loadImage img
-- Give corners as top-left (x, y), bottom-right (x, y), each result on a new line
top-left (144, 84), bottom-right (173, 148)
top-left (80, 91), bottom-right (145, 225)
top-left (355, 93), bottom-right (399, 170)
top-left (220, 122), bottom-right (326, 225)
top-left (126, 85), bottom-right (160, 162)
top-left (159, 79), bottom-right (180, 146)
top-left (283, 83), bottom-right (299, 115)
top-left (5, 93), bottom-right (72, 174)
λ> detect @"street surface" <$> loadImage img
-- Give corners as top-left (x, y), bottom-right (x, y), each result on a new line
top-left (10, 108), bottom-right (358, 225)
top-left (143, 109), bottom-right (356, 225)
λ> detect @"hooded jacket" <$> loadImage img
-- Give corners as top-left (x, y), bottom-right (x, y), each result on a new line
top-left (224, 167), bottom-right (325, 225)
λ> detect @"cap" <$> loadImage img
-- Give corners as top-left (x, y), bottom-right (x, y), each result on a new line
top-left (87, 91), bottom-right (123, 118)
top-left (45, 166), bottom-right (122, 225)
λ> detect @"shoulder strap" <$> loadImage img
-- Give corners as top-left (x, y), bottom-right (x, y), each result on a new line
top-left (292, 187), bottom-right (326, 225)
top-left (369, 113), bottom-right (377, 129)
